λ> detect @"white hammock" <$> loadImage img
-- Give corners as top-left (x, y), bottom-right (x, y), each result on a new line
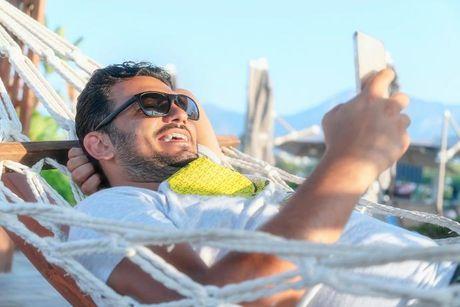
top-left (0, 1), bottom-right (459, 306)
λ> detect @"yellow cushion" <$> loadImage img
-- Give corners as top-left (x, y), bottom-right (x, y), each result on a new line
top-left (167, 157), bottom-right (266, 197)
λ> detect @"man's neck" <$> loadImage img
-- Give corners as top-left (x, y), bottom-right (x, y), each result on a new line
top-left (102, 160), bottom-right (176, 191)
top-left (105, 165), bottom-right (162, 191)
top-left (109, 179), bottom-right (161, 191)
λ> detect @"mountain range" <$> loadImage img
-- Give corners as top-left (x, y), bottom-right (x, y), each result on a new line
top-left (205, 90), bottom-right (460, 147)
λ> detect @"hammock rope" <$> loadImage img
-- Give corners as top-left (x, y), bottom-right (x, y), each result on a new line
top-left (0, 1), bottom-right (458, 305)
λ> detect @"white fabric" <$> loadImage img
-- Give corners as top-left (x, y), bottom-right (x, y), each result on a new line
top-left (69, 183), bottom-right (456, 307)
top-left (308, 212), bottom-right (456, 306)
top-left (68, 178), bottom-right (286, 281)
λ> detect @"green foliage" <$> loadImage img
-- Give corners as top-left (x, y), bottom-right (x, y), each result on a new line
top-left (30, 111), bottom-right (76, 205)
top-left (287, 182), bottom-right (299, 190)
top-left (411, 219), bottom-right (460, 239)
top-left (29, 111), bottom-right (66, 141)
top-left (41, 169), bottom-right (76, 205)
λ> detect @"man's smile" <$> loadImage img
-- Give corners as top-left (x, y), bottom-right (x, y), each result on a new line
top-left (157, 126), bottom-right (192, 146)
top-left (158, 131), bottom-right (189, 143)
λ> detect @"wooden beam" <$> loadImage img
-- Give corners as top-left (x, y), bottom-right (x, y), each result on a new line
top-left (0, 140), bottom-right (78, 166)
top-left (20, 0), bottom-right (46, 135)
top-left (216, 135), bottom-right (240, 148)
top-left (0, 136), bottom-right (241, 167)
top-left (2, 172), bottom-right (97, 306)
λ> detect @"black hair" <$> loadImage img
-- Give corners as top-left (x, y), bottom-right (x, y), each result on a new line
top-left (75, 61), bottom-right (172, 152)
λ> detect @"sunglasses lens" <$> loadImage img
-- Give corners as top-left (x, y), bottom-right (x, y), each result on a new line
top-left (138, 92), bottom-right (199, 120)
top-left (140, 93), bottom-right (171, 116)
top-left (177, 95), bottom-right (200, 121)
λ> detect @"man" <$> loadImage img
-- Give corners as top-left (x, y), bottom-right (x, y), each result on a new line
top-left (68, 61), bottom-right (455, 306)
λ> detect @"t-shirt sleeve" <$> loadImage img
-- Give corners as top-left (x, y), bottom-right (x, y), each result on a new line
top-left (68, 187), bottom-right (177, 282)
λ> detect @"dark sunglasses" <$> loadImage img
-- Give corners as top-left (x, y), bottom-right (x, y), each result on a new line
top-left (94, 91), bottom-right (200, 131)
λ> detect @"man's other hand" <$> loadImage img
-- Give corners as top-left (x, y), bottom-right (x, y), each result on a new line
top-left (322, 68), bottom-right (410, 179)
top-left (67, 147), bottom-right (101, 195)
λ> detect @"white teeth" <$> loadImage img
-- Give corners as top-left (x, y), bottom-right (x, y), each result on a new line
top-left (163, 135), bottom-right (173, 142)
top-left (162, 132), bottom-right (188, 142)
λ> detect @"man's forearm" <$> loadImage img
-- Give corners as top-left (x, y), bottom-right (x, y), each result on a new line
top-left (262, 152), bottom-right (377, 243)
top-left (201, 153), bottom-right (378, 303)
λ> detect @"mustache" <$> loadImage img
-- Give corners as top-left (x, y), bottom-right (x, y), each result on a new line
top-left (156, 123), bottom-right (192, 137)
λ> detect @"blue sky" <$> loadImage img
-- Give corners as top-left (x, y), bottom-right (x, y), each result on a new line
top-left (46, 1), bottom-right (460, 115)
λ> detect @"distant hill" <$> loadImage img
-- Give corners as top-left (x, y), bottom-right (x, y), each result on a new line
top-left (203, 103), bottom-right (245, 137)
top-left (277, 90), bottom-right (354, 137)
top-left (205, 91), bottom-right (460, 147)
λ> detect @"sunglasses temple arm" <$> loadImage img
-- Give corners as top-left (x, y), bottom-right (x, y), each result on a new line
top-left (94, 97), bottom-right (138, 130)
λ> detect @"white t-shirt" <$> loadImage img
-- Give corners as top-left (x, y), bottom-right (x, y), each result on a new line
top-left (308, 212), bottom-right (456, 306)
top-left (69, 179), bottom-right (287, 279)
top-left (68, 161), bottom-right (456, 306)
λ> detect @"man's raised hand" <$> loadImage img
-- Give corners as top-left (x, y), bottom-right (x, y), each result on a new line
top-left (322, 68), bottom-right (410, 179)
top-left (67, 147), bottom-right (101, 195)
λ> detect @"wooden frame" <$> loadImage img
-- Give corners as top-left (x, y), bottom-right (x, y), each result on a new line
top-left (0, 136), bottom-right (240, 166)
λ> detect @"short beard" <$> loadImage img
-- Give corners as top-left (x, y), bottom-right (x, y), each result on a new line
top-left (108, 125), bottom-right (198, 183)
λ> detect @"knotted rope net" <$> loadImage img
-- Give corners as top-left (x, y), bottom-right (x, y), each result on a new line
top-left (0, 1), bottom-right (459, 305)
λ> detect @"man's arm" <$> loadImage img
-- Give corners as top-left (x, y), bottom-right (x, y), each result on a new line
top-left (176, 88), bottom-right (224, 160)
top-left (106, 69), bottom-right (411, 305)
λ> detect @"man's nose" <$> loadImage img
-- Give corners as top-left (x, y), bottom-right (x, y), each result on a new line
top-left (164, 101), bottom-right (188, 123)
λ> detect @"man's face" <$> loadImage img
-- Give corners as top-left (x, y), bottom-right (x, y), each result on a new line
top-left (107, 76), bottom-right (199, 182)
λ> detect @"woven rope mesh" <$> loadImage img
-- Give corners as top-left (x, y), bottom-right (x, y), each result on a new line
top-left (0, 1), bottom-right (459, 305)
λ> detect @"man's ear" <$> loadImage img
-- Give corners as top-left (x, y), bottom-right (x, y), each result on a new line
top-left (83, 132), bottom-right (115, 161)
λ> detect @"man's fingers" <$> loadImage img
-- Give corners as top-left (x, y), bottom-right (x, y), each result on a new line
top-left (68, 147), bottom-right (84, 159)
top-left (385, 92), bottom-right (410, 115)
top-left (360, 72), bottom-right (377, 90)
top-left (399, 113), bottom-right (411, 130)
top-left (390, 92), bottom-right (409, 109)
top-left (67, 155), bottom-right (90, 172)
top-left (72, 163), bottom-right (96, 185)
top-left (81, 174), bottom-right (101, 195)
top-left (364, 68), bottom-right (396, 98)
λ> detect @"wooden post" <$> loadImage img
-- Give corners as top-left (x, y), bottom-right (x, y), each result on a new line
top-left (244, 58), bottom-right (275, 164)
top-left (436, 111), bottom-right (450, 216)
top-left (0, 2), bottom-right (46, 272)
top-left (0, 0), bottom-right (46, 135)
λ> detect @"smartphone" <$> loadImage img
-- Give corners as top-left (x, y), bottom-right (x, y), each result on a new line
top-left (354, 32), bottom-right (399, 195)
top-left (353, 31), bottom-right (398, 97)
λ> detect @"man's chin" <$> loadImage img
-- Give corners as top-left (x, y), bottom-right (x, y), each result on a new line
top-left (159, 141), bottom-right (193, 153)
top-left (169, 156), bottom-right (198, 167)
top-left (160, 149), bottom-right (199, 167)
